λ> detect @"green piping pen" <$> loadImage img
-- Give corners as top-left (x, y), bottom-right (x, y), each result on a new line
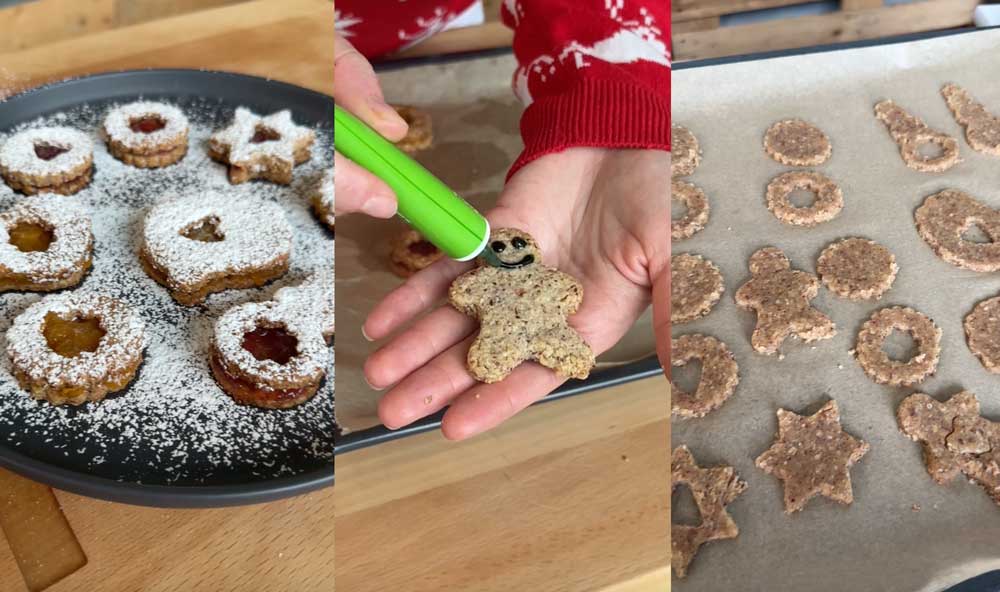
top-left (335, 105), bottom-right (490, 261)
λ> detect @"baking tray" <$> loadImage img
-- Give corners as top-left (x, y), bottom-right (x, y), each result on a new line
top-left (673, 28), bottom-right (1000, 591)
top-left (0, 70), bottom-right (334, 507)
top-left (334, 49), bottom-right (663, 452)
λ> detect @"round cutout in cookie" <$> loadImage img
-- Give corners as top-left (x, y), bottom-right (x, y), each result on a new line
top-left (0, 195), bottom-right (93, 293)
top-left (964, 296), bottom-right (1000, 374)
top-left (671, 253), bottom-right (724, 325)
top-left (914, 189), bottom-right (1000, 272)
top-left (672, 180), bottom-right (710, 240)
top-left (763, 119), bottom-right (832, 166)
top-left (817, 238), bottom-right (897, 300)
top-left (103, 101), bottom-right (189, 168)
top-left (392, 105), bottom-right (433, 154)
top-left (671, 125), bottom-right (701, 177)
top-left (765, 170), bottom-right (843, 227)
top-left (671, 334), bottom-right (739, 419)
top-left (854, 306), bottom-right (941, 387)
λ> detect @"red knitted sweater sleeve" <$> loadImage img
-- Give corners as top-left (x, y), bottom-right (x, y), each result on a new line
top-left (501, 0), bottom-right (671, 179)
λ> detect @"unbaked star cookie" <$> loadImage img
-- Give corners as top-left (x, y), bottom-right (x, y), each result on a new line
top-left (209, 108), bottom-right (315, 184)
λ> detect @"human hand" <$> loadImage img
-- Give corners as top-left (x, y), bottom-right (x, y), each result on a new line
top-left (363, 148), bottom-right (670, 440)
top-left (333, 33), bottom-right (408, 218)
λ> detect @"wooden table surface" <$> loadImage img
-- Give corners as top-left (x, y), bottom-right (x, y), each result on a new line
top-left (0, 2), bottom-right (335, 591)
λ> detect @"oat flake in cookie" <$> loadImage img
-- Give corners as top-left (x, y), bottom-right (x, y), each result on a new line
top-left (7, 292), bottom-right (146, 406)
top-left (448, 228), bottom-right (594, 383)
top-left (671, 179), bottom-right (709, 240)
top-left (817, 238), bottom-right (897, 300)
top-left (734, 247), bottom-right (836, 355)
top-left (0, 195), bottom-right (93, 293)
top-left (874, 99), bottom-right (959, 173)
top-left (765, 170), bottom-right (843, 227)
top-left (671, 253), bottom-right (723, 325)
top-left (915, 189), bottom-right (1000, 272)
top-left (941, 83), bottom-right (1000, 156)
top-left (755, 400), bottom-right (870, 513)
top-left (0, 127), bottom-right (94, 195)
top-left (102, 101), bottom-right (189, 168)
top-left (671, 446), bottom-right (747, 579)
top-left (671, 334), bottom-right (738, 419)
top-left (763, 119), bottom-right (832, 166)
top-left (671, 124), bottom-right (701, 177)
top-left (854, 306), bottom-right (941, 387)
top-left (209, 108), bottom-right (315, 184)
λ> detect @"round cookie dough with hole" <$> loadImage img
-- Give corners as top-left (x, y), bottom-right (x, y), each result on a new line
top-left (763, 119), bottom-right (832, 166)
top-left (765, 171), bottom-right (843, 227)
top-left (672, 179), bottom-right (710, 240)
top-left (817, 238), bottom-right (897, 300)
top-left (672, 124), bottom-right (701, 177)
top-left (671, 253), bottom-right (724, 325)
top-left (671, 334), bottom-right (739, 419)
top-left (854, 306), bottom-right (941, 387)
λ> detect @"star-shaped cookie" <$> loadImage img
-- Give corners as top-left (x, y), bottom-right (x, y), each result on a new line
top-left (208, 108), bottom-right (315, 184)
top-left (671, 446), bottom-right (747, 579)
top-left (755, 400), bottom-right (869, 513)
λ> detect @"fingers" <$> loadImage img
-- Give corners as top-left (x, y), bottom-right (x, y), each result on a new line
top-left (364, 306), bottom-right (476, 389)
top-left (363, 257), bottom-right (470, 340)
top-left (333, 152), bottom-right (398, 217)
top-left (333, 33), bottom-right (408, 142)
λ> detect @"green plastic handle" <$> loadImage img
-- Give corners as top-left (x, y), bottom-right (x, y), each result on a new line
top-left (334, 105), bottom-right (490, 261)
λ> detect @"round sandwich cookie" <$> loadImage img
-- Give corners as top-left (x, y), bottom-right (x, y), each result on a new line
top-left (0, 127), bottom-right (94, 195)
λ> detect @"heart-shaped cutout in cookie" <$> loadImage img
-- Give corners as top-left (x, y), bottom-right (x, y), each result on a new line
top-left (671, 334), bottom-right (739, 418)
top-left (915, 189), bottom-right (1000, 271)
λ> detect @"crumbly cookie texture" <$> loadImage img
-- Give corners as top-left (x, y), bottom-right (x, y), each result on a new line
top-left (671, 124), bottom-right (701, 177)
top-left (915, 189), bottom-right (1000, 272)
top-left (208, 108), bottom-right (315, 184)
top-left (0, 127), bottom-right (94, 195)
top-left (672, 179), bottom-right (710, 240)
top-left (671, 446), bottom-right (747, 579)
top-left (941, 83), bottom-right (1000, 156)
top-left (0, 195), bottom-right (93, 293)
top-left (392, 105), bottom-right (433, 153)
top-left (671, 334), bottom-right (738, 419)
top-left (964, 296), bottom-right (1000, 374)
top-left (765, 170), bottom-right (843, 227)
top-left (817, 237), bottom-right (897, 300)
top-left (755, 400), bottom-right (870, 513)
top-left (448, 228), bottom-right (594, 383)
top-left (389, 228), bottom-right (444, 278)
top-left (102, 101), bottom-right (189, 168)
top-left (874, 99), bottom-right (959, 172)
top-left (898, 391), bottom-right (1000, 507)
top-left (853, 306), bottom-right (941, 387)
top-left (734, 247), bottom-right (836, 355)
top-left (671, 253), bottom-right (724, 325)
top-left (763, 119), bottom-right (832, 166)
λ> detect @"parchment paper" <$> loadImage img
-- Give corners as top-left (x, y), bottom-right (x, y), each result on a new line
top-left (671, 30), bottom-right (1000, 591)
top-left (336, 54), bottom-right (654, 432)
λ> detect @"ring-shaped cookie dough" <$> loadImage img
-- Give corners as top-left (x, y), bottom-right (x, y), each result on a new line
top-left (964, 296), bottom-right (1000, 374)
top-left (671, 253), bottom-right (724, 324)
top-left (671, 334), bottom-right (739, 418)
top-left (6, 293), bottom-right (146, 405)
top-left (855, 306), bottom-right (941, 387)
top-left (0, 195), bottom-right (93, 292)
top-left (671, 125), bottom-right (701, 177)
top-left (765, 170), bottom-right (843, 227)
top-left (899, 130), bottom-right (960, 173)
top-left (763, 119), bottom-right (832, 166)
top-left (392, 105), bottom-right (433, 153)
top-left (0, 127), bottom-right (94, 195)
top-left (816, 238), bottom-right (897, 300)
top-left (672, 179), bottom-right (710, 240)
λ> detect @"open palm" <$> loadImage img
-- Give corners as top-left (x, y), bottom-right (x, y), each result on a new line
top-left (363, 147), bottom-right (670, 440)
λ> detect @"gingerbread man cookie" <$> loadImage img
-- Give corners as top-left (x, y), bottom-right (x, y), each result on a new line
top-left (734, 247), bottom-right (836, 355)
top-left (208, 108), bottom-right (315, 184)
top-left (448, 228), bottom-right (594, 383)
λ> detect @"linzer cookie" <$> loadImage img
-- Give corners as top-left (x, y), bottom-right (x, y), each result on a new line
top-left (312, 168), bottom-right (335, 230)
top-left (0, 127), bottom-right (93, 195)
top-left (389, 228), bottom-right (444, 278)
top-left (671, 446), bottom-right (747, 579)
top-left (941, 83), bottom-right (1000, 156)
top-left (671, 334), bottom-right (738, 419)
top-left (734, 247), bottom-right (835, 355)
top-left (208, 108), bottom-right (315, 184)
top-left (915, 189), bottom-right (1000, 272)
top-left (449, 228), bottom-right (594, 383)
top-left (898, 391), bottom-right (1000, 507)
top-left (672, 179), bottom-right (709, 241)
top-left (392, 105), bottom-right (433, 153)
top-left (6, 292), bottom-right (146, 406)
top-left (853, 306), bottom-right (941, 387)
top-left (964, 296), bottom-right (1000, 374)
top-left (765, 170), bottom-right (843, 227)
top-left (763, 119), bottom-right (832, 166)
top-left (671, 124), bottom-right (701, 177)
top-left (139, 192), bottom-right (292, 306)
top-left (816, 238), bottom-right (897, 300)
top-left (102, 101), bottom-right (189, 168)
top-left (755, 400), bottom-right (870, 513)
top-left (874, 99), bottom-right (959, 172)
top-left (0, 195), bottom-right (93, 292)
top-left (671, 253), bottom-right (723, 325)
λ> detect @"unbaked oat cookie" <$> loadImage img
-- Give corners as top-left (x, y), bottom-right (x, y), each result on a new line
top-left (854, 306), bottom-right (941, 387)
top-left (765, 170), bottom-right (843, 227)
top-left (874, 99), bottom-right (959, 172)
top-left (672, 179), bottom-right (709, 241)
top-left (389, 228), bottom-right (444, 278)
top-left (392, 105), bottom-right (433, 154)
top-left (671, 124), bottom-right (701, 177)
top-left (763, 119), bottom-right (831, 166)
top-left (671, 253), bottom-right (723, 325)
top-left (734, 247), bottom-right (836, 355)
top-left (816, 238), bottom-right (897, 300)
top-left (671, 334), bottom-right (738, 419)
top-left (755, 399), bottom-right (870, 513)
top-left (914, 189), bottom-right (1000, 272)
top-left (671, 446), bottom-right (747, 579)
top-left (964, 296), bottom-right (1000, 373)
top-left (941, 83), bottom-right (1000, 156)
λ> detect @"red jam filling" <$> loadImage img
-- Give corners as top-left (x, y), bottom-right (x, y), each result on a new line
top-left (129, 116), bottom-right (167, 134)
top-left (251, 126), bottom-right (281, 144)
top-left (242, 326), bottom-right (298, 365)
top-left (33, 143), bottom-right (69, 161)
top-left (408, 240), bottom-right (439, 257)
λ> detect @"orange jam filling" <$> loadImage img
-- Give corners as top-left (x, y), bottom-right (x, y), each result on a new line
top-left (9, 222), bottom-right (53, 252)
top-left (43, 314), bottom-right (105, 357)
top-left (181, 216), bottom-right (224, 242)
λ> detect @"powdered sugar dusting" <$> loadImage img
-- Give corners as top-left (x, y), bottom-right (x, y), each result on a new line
top-left (0, 97), bottom-right (333, 485)
top-left (0, 195), bottom-right (92, 284)
top-left (103, 101), bottom-right (188, 151)
top-left (0, 127), bottom-right (92, 176)
top-left (210, 108), bottom-right (313, 166)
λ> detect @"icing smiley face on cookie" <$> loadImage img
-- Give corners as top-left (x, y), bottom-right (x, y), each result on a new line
top-left (483, 228), bottom-right (539, 269)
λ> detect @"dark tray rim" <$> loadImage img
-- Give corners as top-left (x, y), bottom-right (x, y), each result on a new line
top-left (0, 68), bottom-right (334, 508)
